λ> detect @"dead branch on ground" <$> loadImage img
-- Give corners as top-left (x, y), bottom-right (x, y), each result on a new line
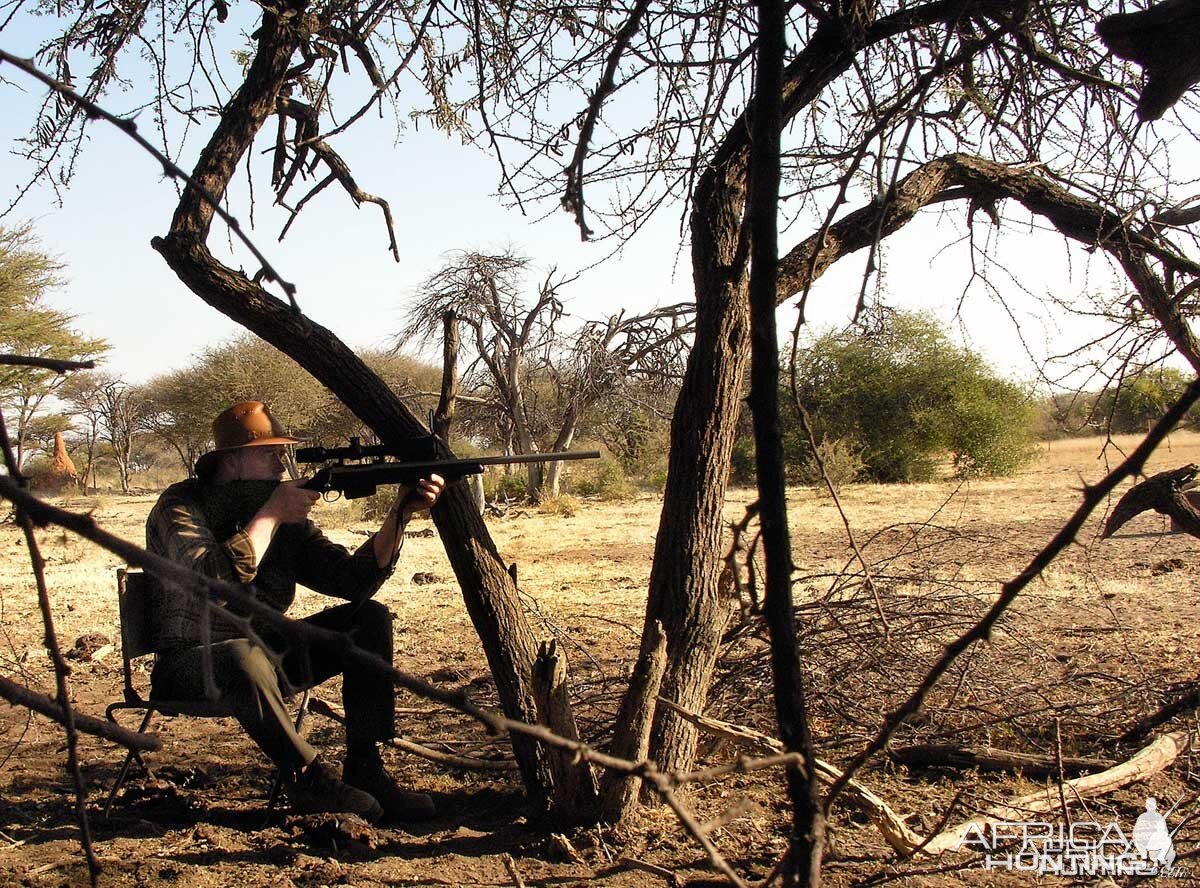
top-left (666, 698), bottom-right (1190, 858)
top-left (0, 674), bottom-right (159, 752)
top-left (888, 743), bottom-right (1115, 778)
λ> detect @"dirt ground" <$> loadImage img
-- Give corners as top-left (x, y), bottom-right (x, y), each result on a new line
top-left (4, 434), bottom-right (1200, 886)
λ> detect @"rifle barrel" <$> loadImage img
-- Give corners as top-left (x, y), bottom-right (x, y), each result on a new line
top-left (464, 450), bottom-right (601, 467)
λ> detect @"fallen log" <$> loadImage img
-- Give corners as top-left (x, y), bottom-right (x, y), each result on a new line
top-left (912, 730), bottom-right (1191, 856)
top-left (659, 700), bottom-right (1190, 858)
top-left (889, 743), bottom-right (1114, 778)
top-left (1120, 680), bottom-right (1200, 745)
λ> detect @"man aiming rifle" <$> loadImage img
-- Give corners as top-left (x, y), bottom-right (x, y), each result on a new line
top-left (145, 401), bottom-right (445, 823)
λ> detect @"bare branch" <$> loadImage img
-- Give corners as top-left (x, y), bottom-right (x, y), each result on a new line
top-left (0, 411), bottom-right (99, 884)
top-left (0, 355), bottom-right (96, 372)
top-left (0, 48), bottom-right (301, 311)
top-left (0, 674), bottom-right (159, 752)
top-left (562, 0), bottom-right (652, 240)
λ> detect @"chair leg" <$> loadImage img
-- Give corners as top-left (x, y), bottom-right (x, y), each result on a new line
top-left (104, 708), bottom-right (155, 819)
top-left (264, 690), bottom-right (312, 821)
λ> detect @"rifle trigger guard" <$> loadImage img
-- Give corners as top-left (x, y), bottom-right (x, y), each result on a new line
top-left (322, 490), bottom-right (341, 503)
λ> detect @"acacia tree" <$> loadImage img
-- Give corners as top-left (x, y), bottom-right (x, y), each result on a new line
top-left (138, 369), bottom-right (215, 476)
top-left (400, 250), bottom-right (691, 499)
top-left (138, 337), bottom-right (442, 475)
top-left (89, 374), bottom-right (147, 493)
top-left (0, 224), bottom-right (106, 470)
top-left (444, 0), bottom-right (1200, 788)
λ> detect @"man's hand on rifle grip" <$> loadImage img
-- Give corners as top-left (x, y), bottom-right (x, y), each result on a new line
top-left (397, 473), bottom-right (445, 522)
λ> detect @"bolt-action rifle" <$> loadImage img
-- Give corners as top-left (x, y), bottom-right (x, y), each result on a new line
top-left (296, 435), bottom-right (600, 499)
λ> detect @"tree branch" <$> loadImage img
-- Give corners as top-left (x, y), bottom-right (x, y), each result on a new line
top-left (0, 48), bottom-right (300, 311)
top-left (0, 355), bottom-right (96, 372)
top-left (0, 674), bottom-right (159, 751)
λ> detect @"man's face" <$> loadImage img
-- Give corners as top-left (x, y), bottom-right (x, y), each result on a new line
top-left (230, 445), bottom-right (287, 481)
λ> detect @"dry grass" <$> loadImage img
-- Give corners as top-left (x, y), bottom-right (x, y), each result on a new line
top-left (2, 433), bottom-right (1200, 885)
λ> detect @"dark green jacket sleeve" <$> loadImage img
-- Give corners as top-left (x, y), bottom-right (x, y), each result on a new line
top-left (146, 484), bottom-right (257, 651)
top-left (291, 520), bottom-right (397, 603)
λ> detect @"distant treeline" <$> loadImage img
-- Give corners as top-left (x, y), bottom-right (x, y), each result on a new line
top-left (13, 314), bottom-right (1194, 497)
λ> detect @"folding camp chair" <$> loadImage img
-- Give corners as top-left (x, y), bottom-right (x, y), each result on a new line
top-left (103, 568), bottom-right (308, 818)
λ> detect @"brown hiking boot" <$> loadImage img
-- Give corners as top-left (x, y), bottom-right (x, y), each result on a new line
top-left (288, 759), bottom-right (383, 822)
top-left (344, 754), bottom-right (435, 822)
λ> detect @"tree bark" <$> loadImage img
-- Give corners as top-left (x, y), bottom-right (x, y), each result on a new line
top-left (149, 2), bottom-right (558, 809)
top-left (600, 620), bottom-right (666, 823)
top-left (636, 1), bottom-right (1028, 779)
top-left (433, 309), bottom-right (459, 442)
top-left (531, 639), bottom-right (599, 823)
top-left (746, 0), bottom-right (823, 880)
top-left (637, 0), bottom-right (882, 780)
top-left (543, 415), bottom-right (578, 497)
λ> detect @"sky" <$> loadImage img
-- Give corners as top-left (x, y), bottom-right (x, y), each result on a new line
top-left (0, 9), bottom-right (1171, 392)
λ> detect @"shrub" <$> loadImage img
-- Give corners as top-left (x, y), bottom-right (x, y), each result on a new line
top-left (1096, 367), bottom-right (1196, 434)
top-left (487, 471), bottom-right (529, 502)
top-left (644, 468), bottom-right (669, 492)
top-left (569, 454), bottom-right (635, 500)
top-left (730, 434), bottom-right (863, 489)
top-left (538, 494), bottom-right (579, 517)
top-left (789, 310), bottom-right (1035, 482)
top-left (793, 436), bottom-right (865, 489)
top-left (730, 437), bottom-right (756, 485)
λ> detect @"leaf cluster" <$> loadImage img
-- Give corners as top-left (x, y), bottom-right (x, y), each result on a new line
top-left (789, 309), bottom-right (1036, 483)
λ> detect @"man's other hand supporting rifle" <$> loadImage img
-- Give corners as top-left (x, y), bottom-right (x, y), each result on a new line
top-left (145, 401), bottom-right (445, 823)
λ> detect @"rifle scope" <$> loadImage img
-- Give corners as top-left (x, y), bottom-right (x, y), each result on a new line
top-left (295, 435), bottom-right (440, 463)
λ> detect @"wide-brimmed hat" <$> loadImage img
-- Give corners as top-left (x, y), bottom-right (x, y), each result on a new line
top-left (194, 401), bottom-right (301, 478)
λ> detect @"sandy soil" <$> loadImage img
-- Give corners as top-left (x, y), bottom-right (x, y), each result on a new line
top-left (3, 433), bottom-right (1200, 886)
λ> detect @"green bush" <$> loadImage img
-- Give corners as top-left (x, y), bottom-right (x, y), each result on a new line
top-left (487, 472), bottom-right (529, 502)
top-left (569, 454), bottom-right (635, 500)
top-left (730, 434), bottom-right (863, 489)
top-left (730, 437), bottom-right (756, 485)
top-left (792, 436), bottom-right (865, 488)
top-left (644, 468), bottom-right (669, 492)
top-left (1095, 367), bottom-right (1195, 434)
top-left (787, 310), bottom-right (1035, 482)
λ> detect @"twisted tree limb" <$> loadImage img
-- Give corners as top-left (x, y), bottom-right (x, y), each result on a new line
top-left (143, 0), bottom-right (561, 808)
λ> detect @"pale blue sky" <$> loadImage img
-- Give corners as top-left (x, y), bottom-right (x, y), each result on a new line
top-left (0, 12), bottom-right (1167, 390)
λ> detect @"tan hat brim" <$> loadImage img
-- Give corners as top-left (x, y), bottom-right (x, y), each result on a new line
top-left (194, 436), bottom-right (303, 479)
top-left (210, 436), bottom-right (303, 450)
